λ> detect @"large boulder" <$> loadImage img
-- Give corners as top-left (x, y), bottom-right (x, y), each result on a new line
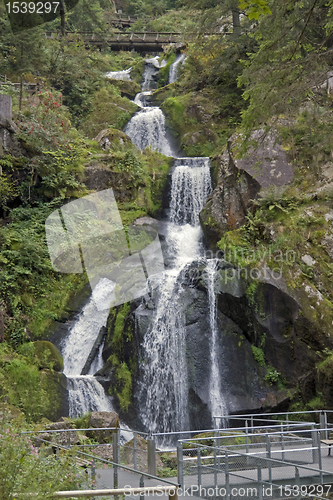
top-left (200, 132), bottom-right (294, 249)
top-left (199, 149), bottom-right (261, 248)
top-left (231, 130), bottom-right (294, 188)
top-left (87, 411), bottom-right (119, 443)
top-left (34, 417), bottom-right (80, 447)
top-left (33, 341), bottom-right (64, 372)
top-left (216, 266), bottom-right (333, 391)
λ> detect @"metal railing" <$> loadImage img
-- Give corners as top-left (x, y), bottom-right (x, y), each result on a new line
top-left (214, 409), bottom-right (333, 431)
top-left (177, 427), bottom-right (333, 499)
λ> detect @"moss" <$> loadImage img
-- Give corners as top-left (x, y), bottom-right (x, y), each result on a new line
top-left (108, 80), bottom-right (141, 99)
top-left (27, 274), bottom-right (88, 339)
top-left (251, 345), bottom-right (265, 367)
top-left (79, 87), bottom-right (138, 139)
top-left (157, 53), bottom-right (177, 88)
top-left (106, 303), bottom-right (136, 413)
top-left (29, 341), bottom-right (63, 372)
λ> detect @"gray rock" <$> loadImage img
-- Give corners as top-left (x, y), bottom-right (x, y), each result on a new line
top-left (199, 149), bottom-right (261, 247)
top-left (231, 130), bottom-right (294, 188)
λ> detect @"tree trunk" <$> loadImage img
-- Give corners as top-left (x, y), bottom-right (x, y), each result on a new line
top-left (60, 0), bottom-right (66, 36)
top-left (232, 9), bottom-right (241, 37)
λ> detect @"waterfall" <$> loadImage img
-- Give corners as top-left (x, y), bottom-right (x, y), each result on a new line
top-left (62, 278), bottom-right (115, 417)
top-left (138, 158), bottom-right (212, 437)
top-left (124, 59), bottom-right (174, 156)
top-left (205, 259), bottom-right (228, 428)
top-left (124, 108), bottom-right (173, 156)
top-left (168, 54), bottom-right (185, 84)
top-left (59, 56), bottom-right (229, 434)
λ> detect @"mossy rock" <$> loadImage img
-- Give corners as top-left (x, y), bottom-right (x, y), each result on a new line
top-left (79, 88), bottom-right (138, 139)
top-left (0, 402), bottom-right (25, 423)
top-left (33, 341), bottom-right (64, 372)
top-left (39, 370), bottom-right (67, 421)
top-left (108, 80), bottom-right (141, 100)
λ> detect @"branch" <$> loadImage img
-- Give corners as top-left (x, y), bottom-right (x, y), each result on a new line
top-left (289, 0), bottom-right (320, 61)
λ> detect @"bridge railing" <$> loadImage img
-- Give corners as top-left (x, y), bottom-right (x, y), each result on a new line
top-left (214, 409), bottom-right (333, 431)
top-left (177, 430), bottom-right (332, 500)
top-left (26, 430), bottom-right (178, 496)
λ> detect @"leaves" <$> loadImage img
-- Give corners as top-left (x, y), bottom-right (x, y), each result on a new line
top-left (239, 0), bottom-right (272, 19)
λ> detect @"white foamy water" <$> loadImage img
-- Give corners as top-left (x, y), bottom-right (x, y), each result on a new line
top-left (168, 54), bottom-right (186, 84)
top-left (205, 259), bottom-right (228, 427)
top-left (124, 58), bottom-right (174, 156)
top-left (62, 278), bottom-right (114, 377)
top-left (139, 158), bottom-right (212, 438)
top-left (124, 107), bottom-right (173, 155)
top-left (62, 278), bottom-right (115, 417)
top-left (105, 67), bottom-right (132, 81)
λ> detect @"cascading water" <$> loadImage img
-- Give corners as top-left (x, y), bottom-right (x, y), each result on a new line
top-left (62, 278), bottom-right (115, 417)
top-left (124, 58), bottom-right (173, 156)
top-left (205, 259), bottom-right (228, 427)
top-left (168, 54), bottom-right (185, 84)
top-left (105, 67), bottom-right (132, 81)
top-left (60, 56), bottom-right (229, 435)
top-left (138, 159), bottom-right (212, 436)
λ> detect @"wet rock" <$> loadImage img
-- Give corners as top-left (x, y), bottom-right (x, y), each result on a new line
top-left (199, 149), bottom-right (261, 248)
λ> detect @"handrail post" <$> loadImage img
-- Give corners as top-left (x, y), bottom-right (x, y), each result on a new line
top-left (214, 442), bottom-right (217, 488)
top-left (318, 431), bottom-right (323, 483)
top-left (140, 474), bottom-right (145, 500)
top-left (177, 442), bottom-right (184, 489)
top-left (320, 411), bottom-right (326, 439)
top-left (312, 425), bottom-right (318, 463)
top-left (225, 450), bottom-right (230, 500)
top-left (258, 463), bottom-right (263, 500)
top-left (113, 428), bottom-right (119, 488)
top-left (281, 424), bottom-right (285, 461)
top-left (91, 459), bottom-right (96, 483)
top-left (148, 438), bottom-right (156, 476)
top-left (325, 411), bottom-right (328, 439)
top-left (266, 435), bottom-right (272, 483)
top-left (295, 467), bottom-right (300, 500)
top-left (245, 420), bottom-right (249, 454)
top-left (197, 447), bottom-right (201, 489)
top-left (134, 433), bottom-right (137, 471)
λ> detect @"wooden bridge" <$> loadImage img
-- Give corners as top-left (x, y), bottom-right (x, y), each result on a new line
top-left (44, 31), bottom-right (184, 51)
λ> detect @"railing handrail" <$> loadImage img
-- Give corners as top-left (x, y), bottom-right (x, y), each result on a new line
top-left (179, 425), bottom-right (320, 443)
top-left (36, 436), bottom-right (179, 487)
top-left (187, 439), bottom-right (333, 476)
top-left (214, 409), bottom-right (333, 418)
top-left (21, 426), bottom-right (149, 435)
top-left (54, 486), bottom-right (178, 498)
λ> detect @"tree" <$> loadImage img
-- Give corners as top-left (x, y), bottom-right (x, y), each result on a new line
top-left (238, 0), bottom-right (333, 132)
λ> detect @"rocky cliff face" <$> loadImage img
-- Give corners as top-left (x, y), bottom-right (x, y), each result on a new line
top-left (199, 133), bottom-right (333, 412)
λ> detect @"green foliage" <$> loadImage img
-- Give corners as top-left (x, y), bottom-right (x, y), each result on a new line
top-left (238, 0), bottom-right (332, 132)
top-left (0, 175), bottom-right (17, 211)
top-left (107, 303), bottom-right (135, 412)
top-left (239, 0), bottom-right (271, 19)
top-left (116, 150), bottom-right (147, 187)
top-left (17, 91), bottom-right (73, 154)
top-left (265, 365), bottom-right (281, 385)
top-left (71, 412), bottom-right (92, 430)
top-left (79, 87), bottom-right (138, 139)
top-left (0, 342), bottom-right (53, 421)
top-left (0, 201), bottom-right (87, 343)
top-left (0, 410), bottom-right (86, 499)
top-left (251, 345), bottom-right (265, 366)
top-left (158, 52), bottom-right (176, 87)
